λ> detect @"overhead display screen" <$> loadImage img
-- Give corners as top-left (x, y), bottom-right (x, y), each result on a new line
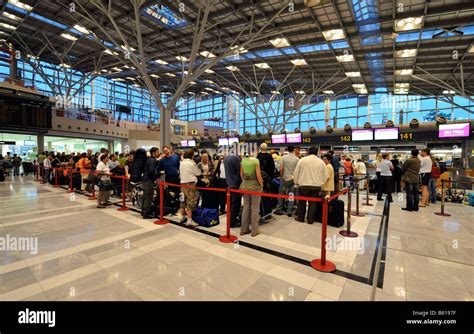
top-left (271, 134), bottom-right (286, 144)
top-left (351, 129), bottom-right (374, 141)
top-left (180, 140), bottom-right (188, 146)
top-left (438, 123), bottom-right (470, 138)
top-left (286, 133), bottom-right (302, 143)
top-left (374, 128), bottom-right (399, 140)
top-left (218, 138), bottom-right (228, 146)
top-left (228, 137), bottom-right (239, 145)
top-left (187, 140), bottom-right (196, 147)
top-left (0, 97), bottom-right (52, 129)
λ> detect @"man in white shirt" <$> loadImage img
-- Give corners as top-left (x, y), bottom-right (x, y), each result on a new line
top-left (275, 145), bottom-right (300, 217)
top-left (42, 154), bottom-right (53, 184)
top-left (418, 148), bottom-right (432, 207)
top-left (293, 147), bottom-right (328, 224)
top-left (179, 149), bottom-right (202, 226)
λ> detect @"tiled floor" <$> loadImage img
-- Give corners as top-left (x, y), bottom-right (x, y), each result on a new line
top-left (0, 175), bottom-right (472, 301)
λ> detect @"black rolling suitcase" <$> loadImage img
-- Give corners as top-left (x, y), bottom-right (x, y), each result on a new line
top-left (314, 199), bottom-right (344, 227)
top-left (259, 194), bottom-right (273, 223)
top-left (72, 172), bottom-right (82, 190)
top-left (369, 178), bottom-right (377, 194)
top-left (327, 199), bottom-right (344, 227)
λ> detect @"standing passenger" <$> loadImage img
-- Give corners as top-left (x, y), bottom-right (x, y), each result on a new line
top-left (377, 153), bottom-right (394, 203)
top-left (418, 149), bottom-right (432, 207)
top-left (240, 150), bottom-right (263, 237)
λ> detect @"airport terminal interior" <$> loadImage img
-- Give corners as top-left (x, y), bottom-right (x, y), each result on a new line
top-left (0, 0), bottom-right (473, 303)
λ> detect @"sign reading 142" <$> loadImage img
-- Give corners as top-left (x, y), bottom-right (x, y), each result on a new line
top-left (340, 135), bottom-right (351, 142)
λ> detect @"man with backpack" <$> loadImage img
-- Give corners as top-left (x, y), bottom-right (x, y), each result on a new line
top-left (12, 154), bottom-right (22, 176)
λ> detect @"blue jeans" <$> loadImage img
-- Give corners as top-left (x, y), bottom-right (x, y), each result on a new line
top-left (405, 182), bottom-right (420, 211)
top-left (277, 180), bottom-right (295, 213)
top-left (429, 178), bottom-right (437, 203)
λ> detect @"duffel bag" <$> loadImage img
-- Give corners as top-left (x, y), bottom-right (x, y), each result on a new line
top-left (192, 206), bottom-right (219, 227)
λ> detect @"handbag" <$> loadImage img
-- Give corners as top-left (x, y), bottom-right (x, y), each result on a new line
top-left (98, 175), bottom-right (114, 191)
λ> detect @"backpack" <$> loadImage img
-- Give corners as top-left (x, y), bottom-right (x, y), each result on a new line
top-left (192, 206), bottom-right (220, 227)
top-left (130, 148), bottom-right (147, 183)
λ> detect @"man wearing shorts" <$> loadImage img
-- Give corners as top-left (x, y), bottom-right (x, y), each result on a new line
top-left (179, 149), bottom-right (201, 226)
top-left (419, 148), bottom-right (432, 207)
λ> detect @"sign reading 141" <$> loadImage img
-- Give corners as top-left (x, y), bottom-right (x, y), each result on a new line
top-left (400, 133), bottom-right (413, 140)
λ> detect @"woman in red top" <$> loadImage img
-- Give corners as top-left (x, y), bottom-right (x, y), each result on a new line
top-left (343, 157), bottom-right (354, 190)
top-left (429, 156), bottom-right (441, 204)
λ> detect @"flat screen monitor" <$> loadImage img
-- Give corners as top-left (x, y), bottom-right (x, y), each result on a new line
top-left (23, 140), bottom-right (36, 146)
top-left (286, 133), bottom-right (302, 143)
top-left (188, 140), bottom-right (196, 147)
top-left (272, 134), bottom-right (286, 144)
top-left (218, 138), bottom-right (229, 146)
top-left (180, 140), bottom-right (188, 147)
top-left (438, 123), bottom-right (471, 138)
top-left (374, 128), bottom-right (399, 140)
top-left (228, 137), bottom-right (239, 145)
top-left (352, 129), bottom-right (373, 141)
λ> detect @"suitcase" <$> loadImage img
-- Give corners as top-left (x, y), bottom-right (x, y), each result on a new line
top-left (369, 179), bottom-right (377, 194)
top-left (192, 206), bottom-right (220, 227)
top-left (72, 172), bottom-right (82, 190)
top-left (260, 194), bottom-right (274, 220)
top-left (327, 199), bottom-right (344, 227)
top-left (314, 199), bottom-right (344, 227)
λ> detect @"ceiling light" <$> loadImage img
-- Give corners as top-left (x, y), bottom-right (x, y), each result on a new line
top-left (395, 69), bottom-right (413, 75)
top-left (154, 59), bottom-right (168, 65)
top-left (323, 90), bottom-right (334, 94)
top-left (112, 67), bottom-right (122, 72)
top-left (255, 62), bottom-right (270, 69)
top-left (200, 51), bottom-right (216, 58)
top-left (336, 54), bottom-right (354, 62)
top-left (270, 37), bottom-right (290, 48)
top-left (226, 66), bottom-right (239, 71)
top-left (150, 74), bottom-right (159, 78)
top-left (271, 90), bottom-right (280, 94)
top-left (8, 0), bottom-right (32, 11)
top-left (60, 33), bottom-right (78, 41)
top-left (394, 16), bottom-right (424, 32)
top-left (395, 49), bottom-right (417, 58)
top-left (133, 84), bottom-right (140, 87)
top-left (442, 90), bottom-right (456, 95)
top-left (322, 29), bottom-right (345, 41)
top-left (121, 45), bottom-right (136, 51)
top-left (27, 54), bottom-right (38, 59)
top-left (352, 84), bottom-right (366, 89)
top-left (295, 90), bottom-right (305, 95)
top-left (394, 88), bottom-right (409, 94)
top-left (230, 45), bottom-right (248, 54)
top-left (204, 80), bottom-right (214, 84)
top-left (113, 78), bottom-right (125, 82)
top-left (345, 71), bottom-right (361, 77)
top-left (126, 77), bottom-right (136, 80)
top-left (205, 69), bottom-right (215, 73)
top-left (175, 55), bottom-right (188, 61)
top-left (2, 12), bottom-right (21, 21)
top-left (104, 49), bottom-right (118, 56)
top-left (290, 59), bottom-right (307, 66)
top-left (100, 69), bottom-right (108, 73)
top-left (468, 45), bottom-right (474, 53)
top-left (59, 63), bottom-right (71, 68)
top-left (182, 70), bottom-right (189, 75)
top-left (0, 22), bottom-right (16, 30)
top-left (73, 24), bottom-right (90, 35)
top-left (165, 72), bottom-right (176, 77)
top-left (395, 83), bottom-right (410, 88)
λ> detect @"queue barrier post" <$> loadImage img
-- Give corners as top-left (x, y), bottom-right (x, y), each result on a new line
top-left (434, 179), bottom-right (451, 217)
top-left (219, 188), bottom-right (238, 243)
top-left (351, 182), bottom-right (365, 217)
top-left (311, 197), bottom-right (337, 272)
top-left (154, 181), bottom-right (169, 225)
top-left (363, 175), bottom-right (374, 206)
top-left (117, 176), bottom-right (129, 211)
top-left (340, 186), bottom-right (358, 238)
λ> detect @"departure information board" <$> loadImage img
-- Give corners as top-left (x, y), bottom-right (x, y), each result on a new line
top-left (0, 97), bottom-right (52, 129)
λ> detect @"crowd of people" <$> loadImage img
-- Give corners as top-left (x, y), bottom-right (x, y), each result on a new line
top-left (1, 143), bottom-right (448, 235)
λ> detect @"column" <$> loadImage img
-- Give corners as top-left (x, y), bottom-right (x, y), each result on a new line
top-left (37, 134), bottom-right (44, 156)
top-left (107, 140), bottom-right (114, 153)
